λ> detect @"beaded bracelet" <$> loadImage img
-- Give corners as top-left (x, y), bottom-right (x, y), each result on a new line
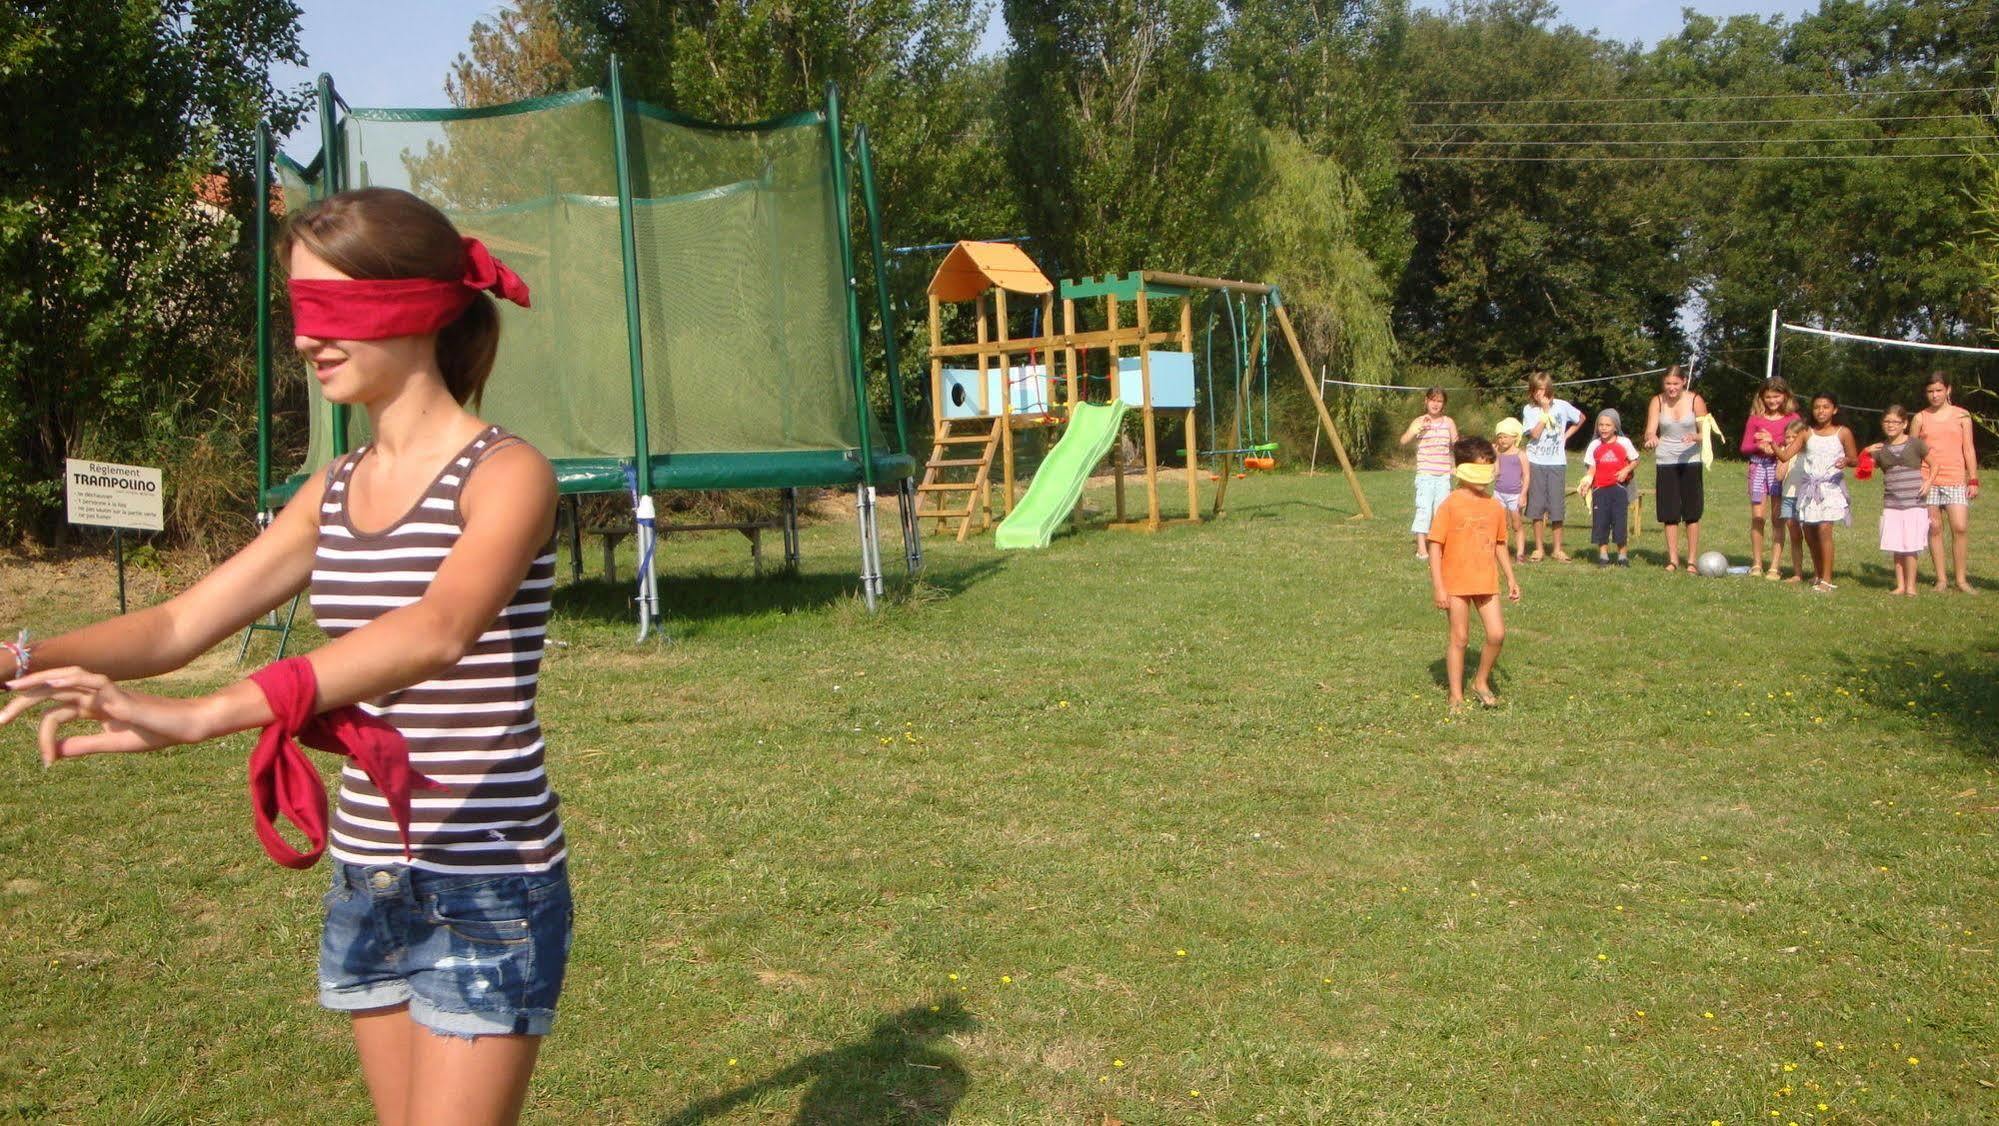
top-left (2, 631), bottom-right (30, 682)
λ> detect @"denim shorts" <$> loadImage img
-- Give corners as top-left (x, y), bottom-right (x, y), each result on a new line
top-left (319, 860), bottom-right (572, 1038)
top-left (1411, 472), bottom-right (1453, 534)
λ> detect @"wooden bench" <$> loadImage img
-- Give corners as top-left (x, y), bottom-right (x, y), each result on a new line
top-left (581, 520), bottom-right (784, 582)
top-left (558, 491), bottom-right (802, 584)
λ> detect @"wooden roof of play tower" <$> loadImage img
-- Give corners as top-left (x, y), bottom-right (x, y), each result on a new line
top-left (926, 241), bottom-right (1054, 303)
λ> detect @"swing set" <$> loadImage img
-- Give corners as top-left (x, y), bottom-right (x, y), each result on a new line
top-left (915, 243), bottom-right (1373, 547)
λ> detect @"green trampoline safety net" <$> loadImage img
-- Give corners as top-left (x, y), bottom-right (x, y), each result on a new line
top-left (273, 89), bottom-right (908, 501)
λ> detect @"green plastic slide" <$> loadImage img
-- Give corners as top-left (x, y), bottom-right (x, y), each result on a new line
top-left (995, 401), bottom-right (1129, 550)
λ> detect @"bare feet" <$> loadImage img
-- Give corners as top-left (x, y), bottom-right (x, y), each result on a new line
top-left (1956, 581), bottom-right (1977, 594)
top-left (1665, 562), bottom-right (1679, 573)
top-left (1528, 550), bottom-right (1545, 563)
top-left (1552, 551), bottom-right (1573, 563)
top-left (1934, 581), bottom-right (1949, 592)
top-left (1784, 574), bottom-right (1803, 583)
top-left (1472, 685), bottom-right (1499, 707)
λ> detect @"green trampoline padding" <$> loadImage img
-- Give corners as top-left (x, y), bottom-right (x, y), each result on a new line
top-left (262, 449), bottom-right (914, 507)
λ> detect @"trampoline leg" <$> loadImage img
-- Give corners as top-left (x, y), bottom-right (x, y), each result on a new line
top-left (897, 477), bottom-right (923, 575)
top-left (782, 488), bottom-right (801, 570)
top-left (565, 495), bottom-right (583, 584)
top-left (634, 496), bottom-right (659, 643)
top-left (856, 484), bottom-right (883, 611)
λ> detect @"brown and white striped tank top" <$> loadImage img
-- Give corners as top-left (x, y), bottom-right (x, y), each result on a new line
top-left (312, 426), bottom-right (564, 874)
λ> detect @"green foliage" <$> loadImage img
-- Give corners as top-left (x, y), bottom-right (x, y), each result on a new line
top-left (1255, 129), bottom-right (1400, 464)
top-left (0, 0), bottom-right (306, 542)
top-left (999, 0), bottom-right (1266, 276)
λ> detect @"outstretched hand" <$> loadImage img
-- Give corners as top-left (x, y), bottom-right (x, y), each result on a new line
top-left (2, 668), bottom-right (209, 767)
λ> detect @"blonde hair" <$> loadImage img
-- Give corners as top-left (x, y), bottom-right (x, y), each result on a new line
top-left (1751, 376), bottom-right (1795, 418)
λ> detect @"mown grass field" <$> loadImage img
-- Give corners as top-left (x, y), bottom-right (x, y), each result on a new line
top-left (2, 462), bottom-right (1996, 1123)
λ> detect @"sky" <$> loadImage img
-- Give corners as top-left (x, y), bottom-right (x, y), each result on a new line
top-left (271, 0), bottom-right (1817, 159)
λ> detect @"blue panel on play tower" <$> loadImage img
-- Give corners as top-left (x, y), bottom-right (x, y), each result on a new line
top-left (1116, 351), bottom-right (1196, 409)
top-left (939, 364), bottom-right (1052, 419)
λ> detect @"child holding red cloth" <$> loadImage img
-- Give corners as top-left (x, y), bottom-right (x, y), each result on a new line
top-left (3, 188), bottom-right (567, 1124)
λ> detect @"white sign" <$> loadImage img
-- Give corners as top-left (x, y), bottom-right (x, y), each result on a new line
top-left (65, 459), bottom-right (164, 532)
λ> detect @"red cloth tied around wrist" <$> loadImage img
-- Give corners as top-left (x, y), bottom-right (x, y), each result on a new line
top-left (288, 237), bottom-right (531, 340)
top-left (246, 657), bottom-right (443, 869)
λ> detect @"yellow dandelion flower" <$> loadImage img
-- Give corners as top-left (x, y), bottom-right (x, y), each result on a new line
top-left (728, 1058), bottom-right (738, 1066)
top-left (1703, 1011), bottom-right (1716, 1020)
top-left (1597, 954), bottom-right (1608, 962)
top-left (1635, 1010), bottom-right (1646, 1018)
top-left (1000, 975), bottom-right (1012, 984)
top-left (1175, 949), bottom-right (1187, 957)
top-left (1113, 1059), bottom-right (1125, 1068)
top-left (1783, 1062), bottom-right (1796, 1072)
top-left (947, 973), bottom-right (959, 981)
top-left (1907, 1056), bottom-right (1919, 1066)
top-left (1814, 1041), bottom-right (1825, 1049)
top-left (1189, 1090), bottom-right (1200, 1098)
top-left (1817, 1104), bottom-right (1829, 1112)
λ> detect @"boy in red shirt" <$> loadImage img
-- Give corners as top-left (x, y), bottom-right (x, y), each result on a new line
top-left (1578, 408), bottom-right (1640, 566)
top-left (1428, 436), bottom-right (1522, 710)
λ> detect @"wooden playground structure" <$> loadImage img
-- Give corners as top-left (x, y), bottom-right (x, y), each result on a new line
top-left (915, 242), bottom-right (1373, 540)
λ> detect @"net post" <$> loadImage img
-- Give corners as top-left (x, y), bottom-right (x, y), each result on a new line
top-left (609, 55), bottom-right (660, 635)
top-left (826, 84), bottom-right (883, 604)
top-left (1764, 308), bottom-right (1779, 384)
top-left (254, 120), bottom-right (273, 517)
top-left (317, 74), bottom-right (352, 455)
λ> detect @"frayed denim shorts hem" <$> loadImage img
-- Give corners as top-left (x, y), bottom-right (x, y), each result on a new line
top-left (318, 859), bottom-right (572, 1040)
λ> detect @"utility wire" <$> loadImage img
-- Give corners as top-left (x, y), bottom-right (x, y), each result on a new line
top-left (1410, 85), bottom-right (1993, 108)
top-left (1410, 112), bottom-right (1991, 129)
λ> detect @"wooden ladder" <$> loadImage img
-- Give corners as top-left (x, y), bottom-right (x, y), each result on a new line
top-left (915, 417), bottom-right (1004, 541)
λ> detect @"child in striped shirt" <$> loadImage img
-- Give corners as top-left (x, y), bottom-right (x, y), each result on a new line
top-left (1864, 404), bottom-right (1934, 596)
top-left (1402, 387), bottom-right (1459, 560)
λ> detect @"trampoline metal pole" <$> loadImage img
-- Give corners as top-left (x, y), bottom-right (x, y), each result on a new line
top-left (318, 74), bottom-right (350, 456)
top-left (610, 56), bottom-right (659, 638)
top-left (254, 121), bottom-right (272, 521)
top-left (825, 84), bottom-right (882, 606)
top-left (855, 127), bottom-right (921, 577)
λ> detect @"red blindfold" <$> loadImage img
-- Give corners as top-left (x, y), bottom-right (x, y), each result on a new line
top-left (289, 237), bottom-right (531, 340)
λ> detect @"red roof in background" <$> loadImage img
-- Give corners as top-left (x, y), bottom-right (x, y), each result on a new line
top-left (196, 173), bottom-right (286, 214)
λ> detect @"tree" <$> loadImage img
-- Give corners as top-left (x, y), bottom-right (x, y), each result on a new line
top-left (999, 0), bottom-right (1265, 277)
top-left (447, 0), bottom-right (582, 107)
top-left (0, 1), bottom-right (308, 542)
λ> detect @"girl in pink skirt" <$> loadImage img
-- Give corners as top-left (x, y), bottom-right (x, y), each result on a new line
top-left (1865, 404), bottom-right (1935, 597)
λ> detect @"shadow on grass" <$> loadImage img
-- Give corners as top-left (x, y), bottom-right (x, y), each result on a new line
top-left (1848, 637), bottom-right (1999, 757)
top-left (1428, 655), bottom-right (1509, 695)
top-left (657, 998), bottom-right (973, 1125)
top-left (551, 558), bottom-right (1007, 632)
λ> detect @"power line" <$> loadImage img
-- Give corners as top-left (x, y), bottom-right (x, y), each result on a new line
top-left (1415, 134), bottom-right (1991, 148)
top-left (1410, 112), bottom-right (1990, 129)
top-left (1410, 85), bottom-right (1992, 108)
top-left (1410, 151), bottom-right (1988, 163)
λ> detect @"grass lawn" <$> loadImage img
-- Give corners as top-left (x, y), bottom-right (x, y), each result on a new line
top-left (2, 462), bottom-right (1995, 1123)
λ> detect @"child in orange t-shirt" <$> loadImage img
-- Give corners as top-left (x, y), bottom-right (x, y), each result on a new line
top-left (1427, 436), bottom-right (1522, 709)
